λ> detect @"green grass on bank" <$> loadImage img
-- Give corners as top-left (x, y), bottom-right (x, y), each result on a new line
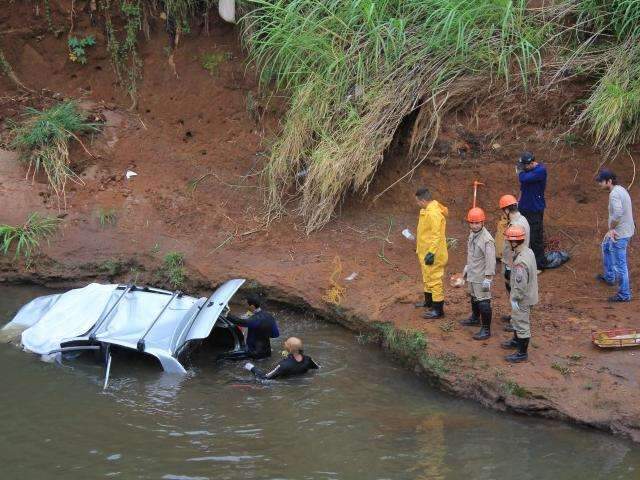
top-left (242, 0), bottom-right (548, 231)
top-left (239, 0), bottom-right (640, 231)
top-left (9, 101), bottom-right (99, 207)
top-left (0, 213), bottom-right (60, 260)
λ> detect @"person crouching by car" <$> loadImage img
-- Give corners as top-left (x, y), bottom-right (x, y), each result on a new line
top-left (225, 294), bottom-right (280, 359)
top-left (244, 337), bottom-right (320, 380)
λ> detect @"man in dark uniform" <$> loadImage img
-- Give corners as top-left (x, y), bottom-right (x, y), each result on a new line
top-left (517, 151), bottom-right (547, 270)
top-left (226, 294), bottom-right (280, 359)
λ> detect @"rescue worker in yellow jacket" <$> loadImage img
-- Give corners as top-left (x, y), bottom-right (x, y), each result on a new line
top-left (497, 195), bottom-right (530, 331)
top-left (460, 207), bottom-right (496, 340)
top-left (501, 225), bottom-right (538, 363)
top-left (414, 187), bottom-right (449, 319)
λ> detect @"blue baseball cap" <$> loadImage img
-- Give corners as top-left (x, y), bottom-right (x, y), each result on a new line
top-left (519, 151), bottom-right (535, 164)
top-left (595, 169), bottom-right (616, 182)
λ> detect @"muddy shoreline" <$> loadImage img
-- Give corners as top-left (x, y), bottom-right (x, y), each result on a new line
top-left (3, 256), bottom-right (639, 443)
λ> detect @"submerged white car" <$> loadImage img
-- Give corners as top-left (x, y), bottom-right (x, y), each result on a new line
top-left (2, 280), bottom-right (247, 385)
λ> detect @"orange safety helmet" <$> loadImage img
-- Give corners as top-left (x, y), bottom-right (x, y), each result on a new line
top-left (466, 207), bottom-right (486, 223)
top-left (504, 225), bottom-right (526, 242)
top-left (499, 194), bottom-right (518, 209)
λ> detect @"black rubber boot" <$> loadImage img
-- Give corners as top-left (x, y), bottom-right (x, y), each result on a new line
top-left (423, 301), bottom-right (444, 319)
top-left (460, 300), bottom-right (480, 326)
top-left (501, 331), bottom-right (518, 349)
top-left (415, 292), bottom-right (433, 308)
top-left (473, 300), bottom-right (491, 340)
top-left (505, 337), bottom-right (529, 363)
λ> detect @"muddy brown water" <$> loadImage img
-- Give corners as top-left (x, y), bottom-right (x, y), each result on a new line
top-left (1, 285), bottom-right (640, 479)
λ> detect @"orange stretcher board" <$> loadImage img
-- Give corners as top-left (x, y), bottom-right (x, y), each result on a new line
top-left (592, 328), bottom-right (640, 348)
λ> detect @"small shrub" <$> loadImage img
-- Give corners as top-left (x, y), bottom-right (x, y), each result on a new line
top-left (201, 52), bottom-right (228, 76)
top-left (99, 259), bottom-right (123, 277)
top-left (9, 101), bottom-right (99, 206)
top-left (375, 323), bottom-right (427, 359)
top-left (68, 35), bottom-right (96, 64)
top-left (503, 380), bottom-right (530, 398)
top-left (163, 251), bottom-right (186, 289)
top-left (552, 362), bottom-right (571, 376)
top-left (97, 208), bottom-right (117, 227)
top-left (0, 213), bottom-right (60, 259)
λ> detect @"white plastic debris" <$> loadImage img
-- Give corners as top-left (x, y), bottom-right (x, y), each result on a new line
top-left (218, 0), bottom-right (235, 23)
top-left (345, 272), bottom-right (358, 281)
top-left (125, 170), bottom-right (138, 179)
top-left (402, 228), bottom-right (415, 241)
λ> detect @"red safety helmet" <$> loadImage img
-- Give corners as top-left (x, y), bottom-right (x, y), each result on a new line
top-left (499, 194), bottom-right (518, 210)
top-left (504, 225), bottom-right (526, 242)
top-left (466, 207), bottom-right (486, 223)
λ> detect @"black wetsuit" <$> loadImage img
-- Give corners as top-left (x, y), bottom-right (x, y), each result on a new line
top-left (251, 354), bottom-right (319, 380)
top-left (227, 309), bottom-right (280, 359)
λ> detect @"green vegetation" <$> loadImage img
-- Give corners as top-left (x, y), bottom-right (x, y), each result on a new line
top-left (238, 0), bottom-right (640, 231)
top-left (68, 35), bottom-right (96, 64)
top-left (201, 52), bottom-right (229, 76)
top-left (9, 101), bottom-right (99, 206)
top-left (503, 380), bottom-right (530, 398)
top-left (242, 0), bottom-right (547, 231)
top-left (162, 251), bottom-right (186, 289)
top-left (374, 322), bottom-right (427, 359)
top-left (99, 258), bottom-right (124, 276)
top-left (0, 213), bottom-right (60, 259)
top-left (97, 207), bottom-right (118, 227)
top-left (552, 362), bottom-right (571, 376)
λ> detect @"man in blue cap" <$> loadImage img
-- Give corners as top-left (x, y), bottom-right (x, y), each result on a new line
top-left (596, 169), bottom-right (635, 302)
top-left (517, 152), bottom-right (547, 270)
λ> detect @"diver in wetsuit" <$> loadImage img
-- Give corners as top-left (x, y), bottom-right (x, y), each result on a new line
top-left (244, 337), bottom-right (320, 379)
top-left (224, 294), bottom-right (280, 359)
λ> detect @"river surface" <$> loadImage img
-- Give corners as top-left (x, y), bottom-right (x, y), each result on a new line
top-left (1, 285), bottom-right (640, 479)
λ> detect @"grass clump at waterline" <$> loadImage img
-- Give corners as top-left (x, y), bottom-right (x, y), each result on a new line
top-left (0, 213), bottom-right (60, 259)
top-left (9, 101), bottom-right (99, 208)
top-left (241, 0), bottom-right (547, 232)
top-left (161, 251), bottom-right (186, 289)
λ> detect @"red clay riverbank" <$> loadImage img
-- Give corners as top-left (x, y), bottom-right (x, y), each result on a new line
top-left (2, 1), bottom-right (640, 441)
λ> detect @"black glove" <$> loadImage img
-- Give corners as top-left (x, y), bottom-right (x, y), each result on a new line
top-left (424, 252), bottom-right (435, 265)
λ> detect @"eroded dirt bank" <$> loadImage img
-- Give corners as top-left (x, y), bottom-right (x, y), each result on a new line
top-left (2, 2), bottom-right (640, 442)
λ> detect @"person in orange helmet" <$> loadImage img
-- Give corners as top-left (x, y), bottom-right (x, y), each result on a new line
top-left (460, 207), bottom-right (496, 340)
top-left (498, 195), bottom-right (530, 331)
top-left (502, 225), bottom-right (538, 363)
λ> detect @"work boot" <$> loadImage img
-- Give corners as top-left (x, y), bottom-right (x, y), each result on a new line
top-left (472, 300), bottom-right (492, 340)
top-left (423, 301), bottom-right (444, 319)
top-left (505, 338), bottom-right (529, 363)
top-left (501, 332), bottom-right (518, 349)
top-left (415, 292), bottom-right (433, 308)
top-left (460, 300), bottom-right (480, 326)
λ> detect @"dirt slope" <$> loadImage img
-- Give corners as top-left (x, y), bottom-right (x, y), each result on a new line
top-left (2, 2), bottom-right (640, 441)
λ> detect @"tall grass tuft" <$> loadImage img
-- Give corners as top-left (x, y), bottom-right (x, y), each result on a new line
top-left (0, 213), bottom-right (60, 259)
top-left (242, 0), bottom-right (548, 231)
top-left (9, 101), bottom-right (99, 208)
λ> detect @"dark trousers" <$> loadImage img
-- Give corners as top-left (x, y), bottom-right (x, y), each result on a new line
top-left (521, 210), bottom-right (545, 269)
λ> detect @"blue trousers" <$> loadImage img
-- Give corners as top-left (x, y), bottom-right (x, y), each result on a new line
top-left (602, 237), bottom-right (631, 300)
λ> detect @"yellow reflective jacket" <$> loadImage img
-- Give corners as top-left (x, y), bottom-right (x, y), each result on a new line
top-left (416, 200), bottom-right (449, 265)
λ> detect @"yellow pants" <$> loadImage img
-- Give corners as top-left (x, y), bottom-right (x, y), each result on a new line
top-left (419, 259), bottom-right (445, 302)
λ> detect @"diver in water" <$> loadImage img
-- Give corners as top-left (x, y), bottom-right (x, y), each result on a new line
top-left (223, 294), bottom-right (280, 360)
top-left (244, 337), bottom-right (319, 379)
